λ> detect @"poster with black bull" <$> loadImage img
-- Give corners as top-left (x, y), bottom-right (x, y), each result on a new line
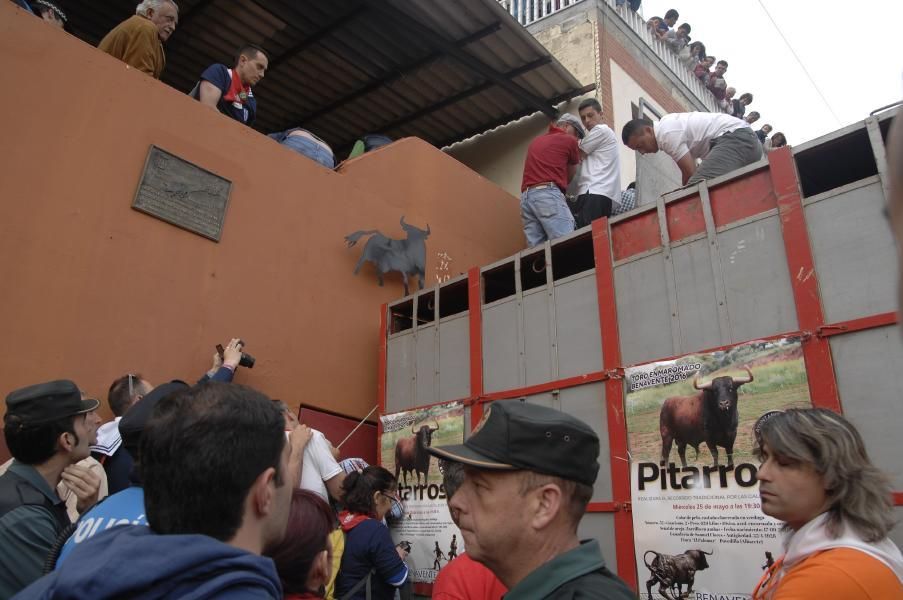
top-left (379, 401), bottom-right (464, 584)
top-left (625, 337), bottom-right (812, 600)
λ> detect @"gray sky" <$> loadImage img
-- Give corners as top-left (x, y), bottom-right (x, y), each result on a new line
top-left (640, 0), bottom-right (903, 144)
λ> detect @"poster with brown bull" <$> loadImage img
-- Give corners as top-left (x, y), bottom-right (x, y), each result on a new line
top-left (625, 337), bottom-right (811, 599)
top-left (379, 401), bottom-right (465, 584)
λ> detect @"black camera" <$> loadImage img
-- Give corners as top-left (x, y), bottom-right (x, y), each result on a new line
top-left (215, 343), bottom-right (256, 369)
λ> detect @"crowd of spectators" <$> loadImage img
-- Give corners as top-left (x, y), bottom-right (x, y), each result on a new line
top-left (640, 7), bottom-right (788, 150)
top-left (11, 0), bottom-right (356, 171)
top-left (0, 338), bottom-right (418, 599)
top-left (3, 2), bottom-right (903, 599)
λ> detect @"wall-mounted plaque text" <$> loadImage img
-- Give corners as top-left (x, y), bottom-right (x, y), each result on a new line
top-left (132, 146), bottom-right (231, 241)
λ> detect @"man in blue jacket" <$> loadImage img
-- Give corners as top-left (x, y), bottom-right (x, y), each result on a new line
top-left (16, 382), bottom-right (311, 599)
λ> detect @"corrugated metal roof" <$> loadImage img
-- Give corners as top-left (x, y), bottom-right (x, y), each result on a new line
top-left (63, 0), bottom-right (592, 155)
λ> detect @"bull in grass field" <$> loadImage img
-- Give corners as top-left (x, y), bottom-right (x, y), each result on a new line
top-left (394, 421), bottom-right (439, 487)
top-left (659, 367), bottom-right (754, 467)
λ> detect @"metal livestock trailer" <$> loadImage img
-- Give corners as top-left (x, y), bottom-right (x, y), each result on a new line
top-left (378, 112), bottom-right (901, 591)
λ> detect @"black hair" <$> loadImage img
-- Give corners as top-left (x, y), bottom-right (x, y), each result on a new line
top-left (665, 9), bottom-right (679, 20)
top-left (740, 92), bottom-right (754, 103)
top-left (717, 59), bottom-right (729, 68)
top-left (627, 181), bottom-right (636, 190)
top-left (340, 466), bottom-right (396, 516)
top-left (621, 118), bottom-right (653, 144)
top-left (578, 98), bottom-right (602, 113)
top-left (235, 43), bottom-right (268, 66)
top-left (140, 382), bottom-right (286, 541)
top-left (679, 22), bottom-right (691, 33)
top-left (690, 41), bottom-right (706, 59)
top-left (107, 374), bottom-right (147, 417)
top-left (4, 414), bottom-right (79, 465)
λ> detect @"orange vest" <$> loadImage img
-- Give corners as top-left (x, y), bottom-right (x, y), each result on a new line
top-left (753, 548), bottom-right (902, 599)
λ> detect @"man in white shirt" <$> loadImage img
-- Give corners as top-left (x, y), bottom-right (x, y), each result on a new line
top-left (299, 430), bottom-right (346, 501)
top-left (621, 112), bottom-right (763, 186)
top-left (569, 99), bottom-right (621, 228)
top-left (277, 402), bottom-right (346, 501)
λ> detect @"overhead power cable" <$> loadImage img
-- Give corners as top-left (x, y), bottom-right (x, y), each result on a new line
top-left (756, 0), bottom-right (842, 125)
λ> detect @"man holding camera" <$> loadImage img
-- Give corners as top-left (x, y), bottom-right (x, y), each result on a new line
top-left (92, 338), bottom-right (249, 495)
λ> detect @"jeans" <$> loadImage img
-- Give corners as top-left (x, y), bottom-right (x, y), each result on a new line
top-left (521, 186), bottom-right (575, 247)
top-left (688, 127), bottom-right (763, 184)
top-left (281, 135), bottom-right (335, 169)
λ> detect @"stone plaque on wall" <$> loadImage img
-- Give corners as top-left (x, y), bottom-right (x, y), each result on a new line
top-left (131, 145), bottom-right (231, 241)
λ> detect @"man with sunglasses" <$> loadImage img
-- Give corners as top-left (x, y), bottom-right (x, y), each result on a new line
top-left (92, 339), bottom-right (245, 494)
top-left (0, 379), bottom-right (102, 597)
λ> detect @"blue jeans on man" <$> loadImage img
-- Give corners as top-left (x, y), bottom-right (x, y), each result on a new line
top-left (281, 135), bottom-right (335, 169)
top-left (521, 184), bottom-right (575, 247)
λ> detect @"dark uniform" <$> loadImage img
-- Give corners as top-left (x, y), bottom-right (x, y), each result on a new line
top-left (0, 461), bottom-right (70, 597)
top-left (503, 540), bottom-right (633, 600)
top-left (0, 378), bottom-right (99, 597)
top-left (429, 401), bottom-right (634, 600)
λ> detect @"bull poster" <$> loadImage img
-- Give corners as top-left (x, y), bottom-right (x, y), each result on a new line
top-left (379, 401), bottom-right (465, 584)
top-left (625, 337), bottom-right (811, 599)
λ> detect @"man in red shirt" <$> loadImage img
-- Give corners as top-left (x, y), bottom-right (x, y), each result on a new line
top-left (520, 114), bottom-right (583, 247)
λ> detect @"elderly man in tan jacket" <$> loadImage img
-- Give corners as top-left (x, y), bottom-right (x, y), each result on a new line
top-left (98, 0), bottom-right (179, 79)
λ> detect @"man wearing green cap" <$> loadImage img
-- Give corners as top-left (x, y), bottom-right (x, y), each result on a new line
top-left (429, 400), bottom-right (633, 599)
top-left (0, 379), bottom-right (101, 597)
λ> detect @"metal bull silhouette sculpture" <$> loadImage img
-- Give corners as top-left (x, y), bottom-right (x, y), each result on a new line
top-left (345, 216), bottom-right (430, 296)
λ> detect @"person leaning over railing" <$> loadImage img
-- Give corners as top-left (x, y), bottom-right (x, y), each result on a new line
top-left (615, 0), bottom-right (641, 12)
top-left (622, 112), bottom-right (763, 186)
top-left (98, 0), bottom-right (178, 80)
top-left (680, 41), bottom-right (706, 70)
top-left (665, 22), bottom-right (692, 53)
top-left (764, 132), bottom-right (787, 154)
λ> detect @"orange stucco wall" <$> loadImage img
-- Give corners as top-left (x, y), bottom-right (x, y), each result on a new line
top-left (0, 3), bottom-right (523, 431)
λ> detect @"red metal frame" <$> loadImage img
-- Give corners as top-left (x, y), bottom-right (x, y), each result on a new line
top-left (482, 371), bottom-right (608, 401)
top-left (468, 267), bottom-right (484, 429)
top-left (611, 209), bottom-right (661, 261)
top-left (374, 151), bottom-right (903, 595)
top-left (665, 194), bottom-right (705, 243)
top-left (587, 501), bottom-right (619, 512)
top-left (769, 147), bottom-right (842, 413)
top-left (816, 312), bottom-right (898, 337)
top-left (709, 167), bottom-right (777, 228)
top-left (593, 218), bottom-right (637, 589)
top-left (376, 303), bottom-right (388, 466)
